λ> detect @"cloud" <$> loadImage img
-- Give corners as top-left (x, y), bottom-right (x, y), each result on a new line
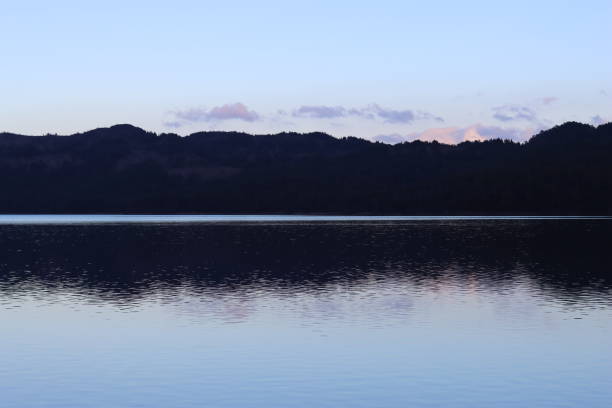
top-left (365, 104), bottom-right (443, 124)
top-left (377, 124), bottom-right (537, 145)
top-left (369, 104), bottom-right (416, 123)
top-left (168, 102), bottom-right (444, 128)
top-left (492, 105), bottom-right (538, 122)
top-left (415, 123), bottom-right (536, 144)
top-left (538, 97), bottom-right (558, 105)
top-left (590, 115), bottom-right (606, 126)
top-left (208, 103), bottom-right (259, 121)
top-left (347, 106), bottom-right (376, 120)
top-left (421, 112), bottom-right (445, 122)
top-left (409, 126), bottom-right (486, 144)
top-left (171, 103), bottom-right (260, 124)
top-left (466, 124), bottom-right (534, 141)
top-left (292, 104), bottom-right (443, 123)
top-left (292, 105), bottom-right (347, 118)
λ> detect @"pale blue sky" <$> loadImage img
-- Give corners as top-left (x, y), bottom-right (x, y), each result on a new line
top-left (1, 0), bottom-right (610, 143)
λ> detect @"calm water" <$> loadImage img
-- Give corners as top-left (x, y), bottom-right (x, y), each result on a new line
top-left (1, 216), bottom-right (611, 407)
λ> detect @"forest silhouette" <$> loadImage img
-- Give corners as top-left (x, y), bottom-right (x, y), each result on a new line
top-left (0, 121), bottom-right (610, 214)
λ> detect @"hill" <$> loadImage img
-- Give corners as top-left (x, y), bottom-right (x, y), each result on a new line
top-left (0, 122), bottom-right (611, 214)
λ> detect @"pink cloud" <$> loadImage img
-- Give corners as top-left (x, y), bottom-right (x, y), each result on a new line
top-left (376, 124), bottom-right (538, 145)
top-left (208, 103), bottom-right (259, 122)
top-left (171, 103), bottom-right (260, 125)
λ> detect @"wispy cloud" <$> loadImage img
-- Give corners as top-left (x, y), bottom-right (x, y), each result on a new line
top-left (492, 105), bottom-right (538, 122)
top-left (346, 107), bottom-right (376, 119)
top-left (168, 103), bottom-right (260, 127)
top-left (292, 105), bottom-right (347, 119)
top-left (292, 104), bottom-right (443, 123)
top-left (369, 104), bottom-right (416, 123)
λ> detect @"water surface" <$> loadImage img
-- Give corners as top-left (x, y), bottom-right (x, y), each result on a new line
top-left (1, 217), bottom-right (611, 407)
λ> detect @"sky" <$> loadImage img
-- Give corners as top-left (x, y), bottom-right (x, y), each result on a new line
top-left (1, 0), bottom-right (610, 144)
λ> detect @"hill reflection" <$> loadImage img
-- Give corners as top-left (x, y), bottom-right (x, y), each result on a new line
top-left (1, 221), bottom-right (611, 308)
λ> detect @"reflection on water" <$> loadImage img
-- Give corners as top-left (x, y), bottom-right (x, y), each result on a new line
top-left (1, 220), bottom-right (611, 407)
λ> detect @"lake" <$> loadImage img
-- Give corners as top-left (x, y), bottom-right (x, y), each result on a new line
top-left (1, 216), bottom-right (611, 407)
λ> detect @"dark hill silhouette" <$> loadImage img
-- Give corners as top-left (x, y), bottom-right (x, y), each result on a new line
top-left (0, 121), bottom-right (611, 214)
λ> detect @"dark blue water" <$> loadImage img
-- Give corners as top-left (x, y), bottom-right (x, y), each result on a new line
top-left (1, 216), bottom-right (611, 407)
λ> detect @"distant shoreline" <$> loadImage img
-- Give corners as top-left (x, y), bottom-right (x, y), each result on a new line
top-left (0, 214), bottom-right (610, 225)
